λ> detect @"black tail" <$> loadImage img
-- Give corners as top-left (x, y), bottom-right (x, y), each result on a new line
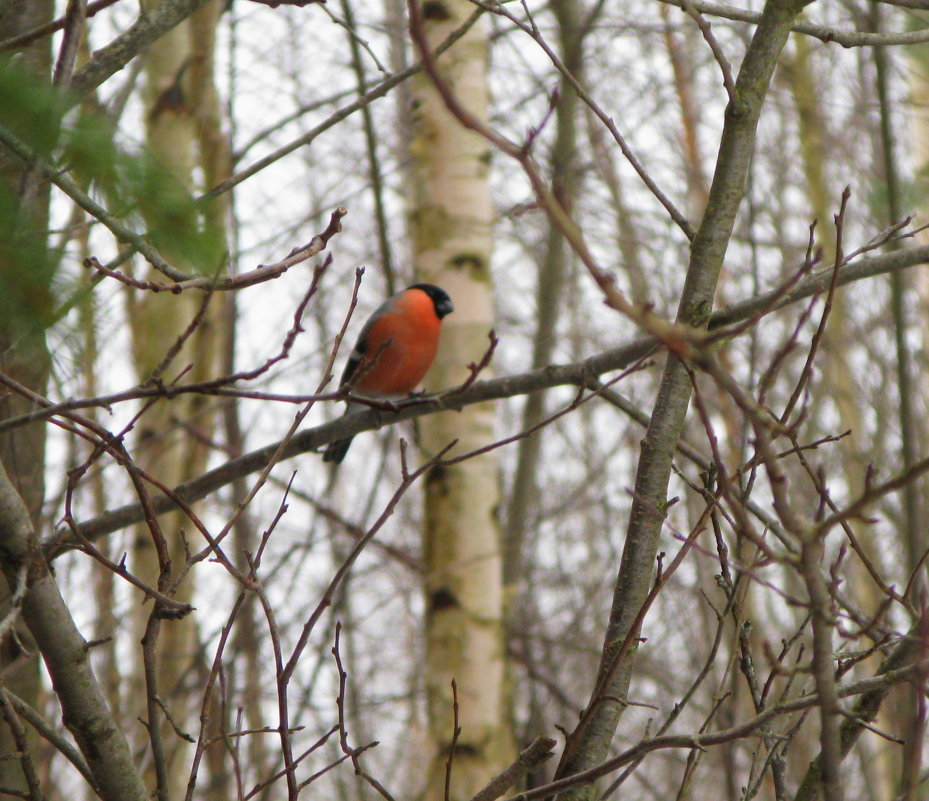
top-left (322, 436), bottom-right (354, 464)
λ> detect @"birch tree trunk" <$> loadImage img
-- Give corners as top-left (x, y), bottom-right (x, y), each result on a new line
top-left (128, 1), bottom-right (228, 795)
top-left (408, 2), bottom-right (513, 797)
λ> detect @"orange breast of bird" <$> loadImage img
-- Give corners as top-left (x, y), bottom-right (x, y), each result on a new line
top-left (351, 288), bottom-right (443, 397)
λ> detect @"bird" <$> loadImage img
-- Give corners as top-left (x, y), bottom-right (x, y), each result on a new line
top-left (323, 283), bottom-right (454, 464)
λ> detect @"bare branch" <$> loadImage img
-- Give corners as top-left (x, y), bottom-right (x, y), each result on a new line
top-left (55, 242), bottom-right (929, 546)
top-left (658, 0), bottom-right (929, 47)
top-left (68, 0), bottom-right (215, 103)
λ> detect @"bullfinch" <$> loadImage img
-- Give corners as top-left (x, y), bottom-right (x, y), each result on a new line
top-left (323, 283), bottom-right (454, 463)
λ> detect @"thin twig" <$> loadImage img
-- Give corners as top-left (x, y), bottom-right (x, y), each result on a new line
top-left (444, 679), bottom-right (462, 801)
top-left (680, 0), bottom-right (737, 101)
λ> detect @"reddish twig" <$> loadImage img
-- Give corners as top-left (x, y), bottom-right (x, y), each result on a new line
top-left (83, 206), bottom-right (347, 292)
top-left (332, 624), bottom-right (396, 801)
top-left (444, 679), bottom-right (462, 801)
top-left (779, 187), bottom-right (851, 425)
top-left (439, 329), bottom-right (499, 399)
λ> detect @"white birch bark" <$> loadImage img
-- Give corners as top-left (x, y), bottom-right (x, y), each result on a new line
top-left (408, 2), bottom-right (513, 797)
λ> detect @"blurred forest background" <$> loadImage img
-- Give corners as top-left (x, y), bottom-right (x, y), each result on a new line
top-left (1, 0), bottom-right (928, 800)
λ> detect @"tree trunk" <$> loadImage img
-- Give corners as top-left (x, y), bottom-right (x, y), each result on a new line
top-left (128, 1), bottom-right (228, 795)
top-left (502, 1), bottom-right (584, 777)
top-left (408, 2), bottom-right (514, 798)
top-left (0, 1), bottom-right (53, 794)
